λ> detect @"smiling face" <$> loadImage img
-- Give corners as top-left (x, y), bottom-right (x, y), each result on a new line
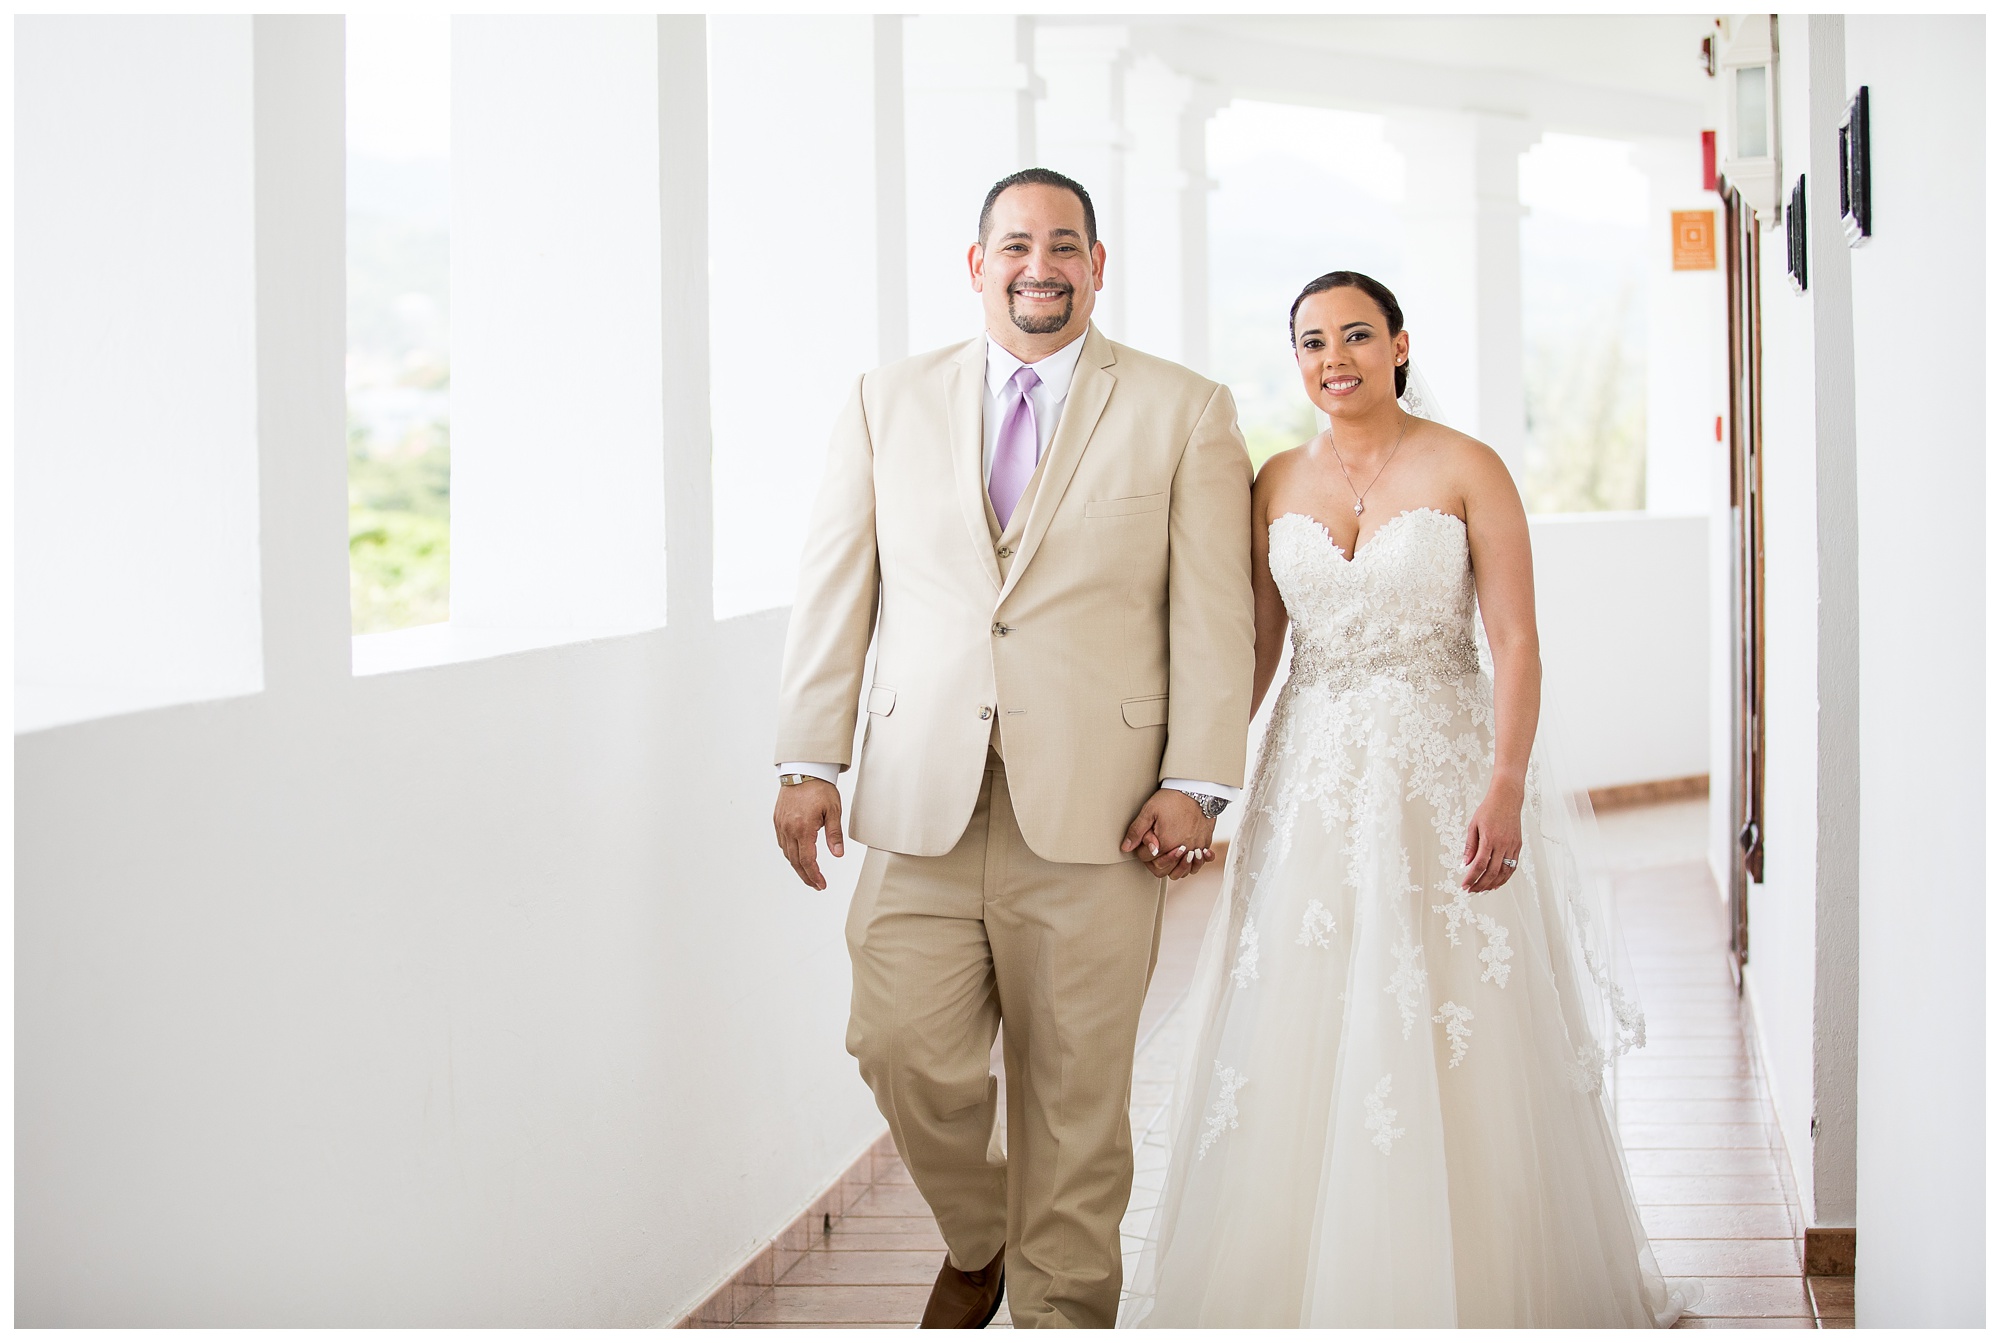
top-left (1292, 286), bottom-right (1410, 422)
top-left (969, 183), bottom-right (1104, 356)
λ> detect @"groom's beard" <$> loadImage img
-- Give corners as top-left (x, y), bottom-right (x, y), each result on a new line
top-left (1008, 280), bottom-right (1075, 335)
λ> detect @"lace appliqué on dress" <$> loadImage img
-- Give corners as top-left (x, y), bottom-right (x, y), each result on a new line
top-left (1296, 900), bottom-right (1336, 949)
top-left (1231, 921), bottom-right (1261, 989)
top-left (1433, 885), bottom-right (1476, 945)
top-left (1474, 913), bottom-right (1514, 987)
top-left (1197, 1064), bottom-right (1249, 1159)
top-left (1569, 1041), bottom-right (1609, 1096)
top-left (1433, 1000), bottom-right (1475, 1067)
top-left (1364, 1074), bottom-right (1405, 1155)
top-left (1386, 927), bottom-right (1427, 1039)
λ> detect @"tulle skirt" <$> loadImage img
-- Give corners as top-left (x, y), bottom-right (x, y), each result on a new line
top-left (1120, 670), bottom-right (1698, 1327)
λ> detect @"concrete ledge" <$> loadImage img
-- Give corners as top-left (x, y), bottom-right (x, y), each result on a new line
top-left (1804, 1226), bottom-right (1856, 1276)
top-left (1589, 773), bottom-right (1709, 812)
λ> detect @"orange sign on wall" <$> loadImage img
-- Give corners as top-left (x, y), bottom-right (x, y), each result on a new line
top-left (1672, 210), bottom-right (1717, 270)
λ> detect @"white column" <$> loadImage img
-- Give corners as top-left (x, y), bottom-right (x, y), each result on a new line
top-left (254, 17), bottom-right (352, 694)
top-left (1122, 55), bottom-right (1225, 374)
top-left (1632, 138), bottom-right (1728, 515)
top-left (1386, 111), bottom-right (1540, 475)
top-left (708, 16), bottom-right (897, 618)
top-left (449, 17), bottom-right (669, 636)
top-left (1033, 25), bottom-right (1129, 338)
top-left (902, 15), bottom-right (1038, 354)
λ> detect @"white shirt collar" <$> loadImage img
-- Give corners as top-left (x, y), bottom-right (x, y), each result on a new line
top-left (983, 329), bottom-right (1088, 403)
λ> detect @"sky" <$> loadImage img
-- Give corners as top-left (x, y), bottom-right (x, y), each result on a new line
top-left (346, 14), bottom-right (450, 161)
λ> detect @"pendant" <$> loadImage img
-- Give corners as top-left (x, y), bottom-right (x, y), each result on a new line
top-left (1353, 501), bottom-right (1365, 516)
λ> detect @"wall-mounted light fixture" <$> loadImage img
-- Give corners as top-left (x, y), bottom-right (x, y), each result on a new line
top-left (1718, 15), bottom-right (1781, 226)
top-left (1785, 175), bottom-right (1807, 293)
top-left (1839, 86), bottom-right (1871, 246)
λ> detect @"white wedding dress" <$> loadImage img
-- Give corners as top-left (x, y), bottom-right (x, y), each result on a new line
top-left (1121, 507), bottom-right (1698, 1328)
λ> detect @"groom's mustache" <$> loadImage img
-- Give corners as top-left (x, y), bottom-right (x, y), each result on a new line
top-left (1008, 277), bottom-right (1076, 333)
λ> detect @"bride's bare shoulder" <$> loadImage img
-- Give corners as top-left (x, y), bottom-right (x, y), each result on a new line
top-left (1253, 443), bottom-right (1311, 492)
top-left (1417, 420), bottom-right (1518, 502)
top-left (1251, 443), bottom-right (1312, 524)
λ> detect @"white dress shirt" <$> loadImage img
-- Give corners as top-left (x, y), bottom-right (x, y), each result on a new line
top-left (782, 330), bottom-right (1240, 809)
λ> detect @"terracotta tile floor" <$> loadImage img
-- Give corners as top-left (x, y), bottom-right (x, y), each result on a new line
top-left (724, 799), bottom-right (1853, 1329)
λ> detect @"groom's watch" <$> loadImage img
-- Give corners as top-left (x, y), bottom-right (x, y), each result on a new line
top-left (1179, 791), bottom-right (1230, 821)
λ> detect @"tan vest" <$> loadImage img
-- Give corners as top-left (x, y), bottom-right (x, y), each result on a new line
top-left (984, 442), bottom-right (1052, 759)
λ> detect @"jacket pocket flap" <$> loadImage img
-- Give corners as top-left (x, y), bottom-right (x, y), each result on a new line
top-left (867, 685), bottom-right (897, 716)
top-left (1085, 492), bottom-right (1168, 519)
top-left (1121, 695), bottom-right (1169, 728)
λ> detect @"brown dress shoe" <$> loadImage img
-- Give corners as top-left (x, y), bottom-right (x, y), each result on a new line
top-left (918, 1243), bottom-right (1006, 1328)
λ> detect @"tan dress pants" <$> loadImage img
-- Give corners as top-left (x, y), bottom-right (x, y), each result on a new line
top-left (845, 753), bottom-right (1166, 1328)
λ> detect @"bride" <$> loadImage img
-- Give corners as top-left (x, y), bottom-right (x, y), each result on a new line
top-left (1120, 272), bottom-right (1697, 1327)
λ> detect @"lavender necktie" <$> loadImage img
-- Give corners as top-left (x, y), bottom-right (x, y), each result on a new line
top-left (988, 365), bottom-right (1042, 531)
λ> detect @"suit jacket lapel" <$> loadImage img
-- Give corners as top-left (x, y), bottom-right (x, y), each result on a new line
top-left (943, 337), bottom-right (1002, 593)
top-left (998, 325), bottom-right (1117, 602)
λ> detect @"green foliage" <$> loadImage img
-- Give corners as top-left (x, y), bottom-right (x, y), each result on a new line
top-left (1521, 282), bottom-right (1647, 514)
top-left (1245, 401), bottom-right (1322, 475)
top-left (349, 419), bottom-right (450, 634)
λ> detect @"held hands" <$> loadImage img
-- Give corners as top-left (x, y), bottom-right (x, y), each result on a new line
top-left (1461, 781), bottom-right (1524, 892)
top-left (774, 778), bottom-right (845, 891)
top-left (1122, 788), bottom-right (1217, 881)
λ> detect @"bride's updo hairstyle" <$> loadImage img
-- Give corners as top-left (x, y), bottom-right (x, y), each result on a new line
top-left (1289, 271), bottom-right (1408, 398)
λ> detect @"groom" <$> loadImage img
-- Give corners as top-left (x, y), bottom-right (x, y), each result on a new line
top-left (772, 168), bottom-right (1253, 1328)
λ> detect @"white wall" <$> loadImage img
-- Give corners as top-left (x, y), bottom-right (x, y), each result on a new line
top-left (1846, 15), bottom-right (1985, 1326)
top-left (16, 18), bottom-right (884, 1326)
top-left (1633, 135), bottom-right (1727, 515)
top-left (1121, 57), bottom-right (1216, 374)
top-left (1387, 111), bottom-right (1539, 478)
top-left (449, 18), bottom-right (668, 637)
top-left (1035, 24), bottom-right (1130, 340)
top-left (1528, 513), bottom-right (1709, 792)
top-left (708, 17), bottom-right (894, 619)
top-left (15, 17), bottom-right (264, 732)
top-left (902, 16), bottom-right (1036, 356)
top-left (1746, 32), bottom-right (1822, 1202)
top-left (1736, 13), bottom-right (1865, 1235)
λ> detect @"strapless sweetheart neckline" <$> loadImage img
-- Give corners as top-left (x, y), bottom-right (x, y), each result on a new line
top-left (1271, 506), bottom-right (1465, 564)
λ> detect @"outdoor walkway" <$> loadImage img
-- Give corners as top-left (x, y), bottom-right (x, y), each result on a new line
top-left (711, 799), bottom-right (1853, 1328)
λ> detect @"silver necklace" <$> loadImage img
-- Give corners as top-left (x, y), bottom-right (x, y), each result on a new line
top-left (1324, 412), bottom-right (1410, 517)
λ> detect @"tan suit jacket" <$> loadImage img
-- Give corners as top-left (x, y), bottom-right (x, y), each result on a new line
top-left (775, 325), bottom-right (1254, 865)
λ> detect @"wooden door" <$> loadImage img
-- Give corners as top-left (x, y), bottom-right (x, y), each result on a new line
top-left (1721, 182), bottom-right (1765, 983)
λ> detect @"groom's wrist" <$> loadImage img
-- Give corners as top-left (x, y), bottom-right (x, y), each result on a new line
top-left (778, 761), bottom-right (841, 786)
top-left (1162, 778), bottom-right (1240, 818)
top-left (1161, 778), bottom-right (1240, 801)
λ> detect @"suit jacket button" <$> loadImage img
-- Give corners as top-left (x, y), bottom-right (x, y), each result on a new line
top-left (997, 546), bottom-right (1013, 558)
top-left (979, 706), bottom-right (992, 720)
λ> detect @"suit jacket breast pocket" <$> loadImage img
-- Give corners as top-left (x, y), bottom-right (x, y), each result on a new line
top-left (1084, 492), bottom-right (1167, 519)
